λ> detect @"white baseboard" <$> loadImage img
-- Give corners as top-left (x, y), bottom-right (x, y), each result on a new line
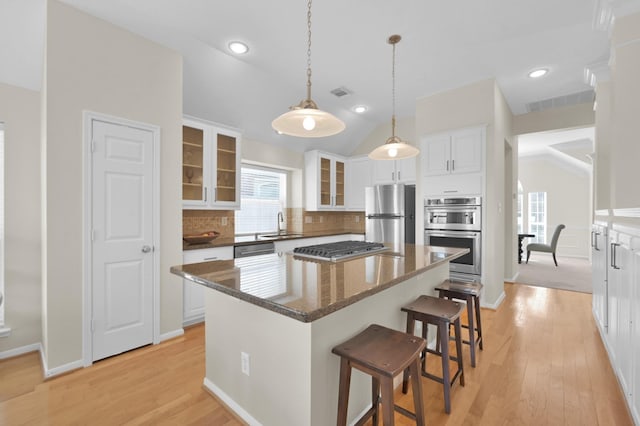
top-left (505, 272), bottom-right (519, 283)
top-left (0, 326), bottom-right (11, 338)
top-left (42, 354), bottom-right (84, 378)
top-left (182, 316), bottom-right (204, 328)
top-left (160, 328), bottom-right (184, 342)
top-left (482, 290), bottom-right (506, 310)
top-left (203, 377), bottom-right (262, 426)
top-left (0, 342), bottom-right (41, 360)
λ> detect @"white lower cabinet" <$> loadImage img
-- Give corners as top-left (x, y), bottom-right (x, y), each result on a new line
top-left (596, 223), bottom-right (640, 425)
top-left (591, 223), bottom-right (608, 331)
top-left (632, 247), bottom-right (640, 423)
top-left (183, 246), bottom-right (233, 325)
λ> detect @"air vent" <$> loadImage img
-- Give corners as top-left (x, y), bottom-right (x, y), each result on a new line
top-left (526, 90), bottom-right (594, 113)
top-left (330, 87), bottom-right (352, 98)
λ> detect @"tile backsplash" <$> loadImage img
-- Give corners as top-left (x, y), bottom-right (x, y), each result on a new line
top-left (183, 210), bottom-right (235, 238)
top-left (183, 208), bottom-right (365, 237)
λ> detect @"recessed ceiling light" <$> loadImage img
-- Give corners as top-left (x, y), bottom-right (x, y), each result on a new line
top-left (528, 68), bottom-right (548, 78)
top-left (353, 105), bottom-right (368, 114)
top-left (228, 41), bottom-right (249, 55)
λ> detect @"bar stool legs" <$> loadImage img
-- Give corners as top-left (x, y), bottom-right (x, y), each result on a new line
top-left (333, 324), bottom-right (426, 426)
top-left (401, 296), bottom-right (465, 414)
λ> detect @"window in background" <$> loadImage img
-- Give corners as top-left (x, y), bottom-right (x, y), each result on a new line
top-left (528, 191), bottom-right (547, 244)
top-left (235, 165), bottom-right (287, 235)
top-left (517, 181), bottom-right (523, 234)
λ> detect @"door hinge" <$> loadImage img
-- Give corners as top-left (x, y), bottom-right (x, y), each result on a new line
top-left (91, 140), bottom-right (96, 153)
top-left (91, 319), bottom-right (95, 332)
top-left (91, 229), bottom-right (96, 242)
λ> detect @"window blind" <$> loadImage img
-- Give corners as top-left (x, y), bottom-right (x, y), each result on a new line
top-left (235, 166), bottom-right (287, 235)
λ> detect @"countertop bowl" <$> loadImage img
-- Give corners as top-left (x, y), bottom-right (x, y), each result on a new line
top-left (183, 231), bottom-right (220, 245)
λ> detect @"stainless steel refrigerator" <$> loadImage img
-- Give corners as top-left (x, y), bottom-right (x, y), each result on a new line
top-left (365, 184), bottom-right (415, 246)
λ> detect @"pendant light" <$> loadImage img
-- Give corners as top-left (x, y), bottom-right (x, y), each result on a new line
top-left (272, 0), bottom-right (345, 138)
top-left (369, 35), bottom-right (420, 160)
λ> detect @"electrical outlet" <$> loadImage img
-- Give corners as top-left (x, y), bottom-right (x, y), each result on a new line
top-left (355, 216), bottom-right (360, 223)
top-left (221, 217), bottom-right (228, 226)
top-left (319, 216), bottom-right (324, 223)
top-left (241, 352), bottom-right (250, 376)
top-left (305, 216), bottom-right (312, 224)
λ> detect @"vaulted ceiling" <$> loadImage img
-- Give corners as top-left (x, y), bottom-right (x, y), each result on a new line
top-left (2, 0), bottom-right (639, 156)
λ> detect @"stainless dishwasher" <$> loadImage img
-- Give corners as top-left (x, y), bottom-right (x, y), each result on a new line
top-left (233, 242), bottom-right (276, 258)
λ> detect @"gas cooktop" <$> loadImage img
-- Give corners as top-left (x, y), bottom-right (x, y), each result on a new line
top-left (293, 240), bottom-right (388, 262)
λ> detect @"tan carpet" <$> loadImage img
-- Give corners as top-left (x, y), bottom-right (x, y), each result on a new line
top-left (515, 254), bottom-right (592, 293)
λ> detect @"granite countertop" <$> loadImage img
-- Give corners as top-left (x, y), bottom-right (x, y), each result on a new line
top-left (171, 244), bottom-right (468, 322)
top-left (182, 230), bottom-right (364, 251)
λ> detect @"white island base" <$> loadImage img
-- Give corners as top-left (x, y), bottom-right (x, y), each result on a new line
top-left (202, 263), bottom-right (449, 426)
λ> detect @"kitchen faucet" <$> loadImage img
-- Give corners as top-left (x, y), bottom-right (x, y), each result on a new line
top-left (277, 211), bottom-right (284, 235)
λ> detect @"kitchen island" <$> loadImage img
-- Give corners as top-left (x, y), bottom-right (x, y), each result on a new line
top-left (171, 244), bottom-right (468, 425)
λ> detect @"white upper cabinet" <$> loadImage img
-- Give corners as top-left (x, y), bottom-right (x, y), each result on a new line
top-left (345, 156), bottom-right (371, 211)
top-left (182, 117), bottom-right (241, 210)
top-left (372, 157), bottom-right (417, 184)
top-left (305, 150), bottom-right (346, 211)
top-left (422, 127), bottom-right (483, 176)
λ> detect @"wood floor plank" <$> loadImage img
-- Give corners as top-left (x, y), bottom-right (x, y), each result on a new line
top-left (0, 283), bottom-right (634, 425)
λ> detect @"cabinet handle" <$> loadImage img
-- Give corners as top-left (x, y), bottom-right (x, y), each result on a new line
top-left (592, 231), bottom-right (600, 251)
top-left (204, 187), bottom-right (207, 202)
top-left (392, 171), bottom-right (395, 181)
top-left (214, 188), bottom-right (217, 201)
top-left (611, 242), bottom-right (620, 269)
top-left (398, 171), bottom-right (401, 181)
top-left (203, 256), bottom-right (218, 261)
top-left (452, 159), bottom-right (455, 171)
top-left (446, 160), bottom-right (449, 171)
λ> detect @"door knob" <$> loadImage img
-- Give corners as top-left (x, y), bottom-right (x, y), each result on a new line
top-left (141, 245), bottom-right (152, 253)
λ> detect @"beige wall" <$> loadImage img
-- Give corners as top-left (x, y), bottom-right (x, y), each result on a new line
top-left (513, 103), bottom-right (595, 136)
top-left (414, 79), bottom-right (508, 306)
top-left (609, 12), bottom-right (640, 209)
top-left (519, 156), bottom-right (591, 258)
top-left (42, 0), bottom-right (182, 368)
top-left (594, 82), bottom-right (611, 211)
top-left (0, 83), bottom-right (42, 353)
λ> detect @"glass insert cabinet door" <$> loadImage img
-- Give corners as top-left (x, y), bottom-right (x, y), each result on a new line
top-left (215, 133), bottom-right (237, 203)
top-left (182, 119), bottom-right (241, 208)
top-left (182, 125), bottom-right (205, 202)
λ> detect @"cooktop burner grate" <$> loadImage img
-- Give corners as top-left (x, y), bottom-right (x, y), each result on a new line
top-left (293, 240), bottom-right (388, 262)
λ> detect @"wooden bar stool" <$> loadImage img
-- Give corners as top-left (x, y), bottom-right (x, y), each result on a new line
top-left (435, 279), bottom-right (484, 367)
top-left (332, 324), bottom-right (427, 426)
top-left (401, 295), bottom-right (465, 414)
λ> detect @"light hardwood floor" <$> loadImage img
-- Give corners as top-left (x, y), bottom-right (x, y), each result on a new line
top-left (0, 283), bottom-right (633, 425)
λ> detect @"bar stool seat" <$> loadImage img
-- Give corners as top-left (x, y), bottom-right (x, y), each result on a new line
top-left (332, 324), bottom-right (426, 426)
top-left (401, 295), bottom-right (465, 414)
top-left (434, 279), bottom-right (484, 367)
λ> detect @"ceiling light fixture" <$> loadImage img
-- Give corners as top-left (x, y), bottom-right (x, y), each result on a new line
top-left (271, 0), bottom-right (345, 138)
top-left (369, 35), bottom-right (420, 161)
top-left (353, 105), bottom-right (368, 114)
top-left (528, 68), bottom-right (548, 78)
top-left (228, 41), bottom-right (249, 55)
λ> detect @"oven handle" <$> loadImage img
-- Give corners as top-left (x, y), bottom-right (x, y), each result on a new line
top-left (425, 231), bottom-right (481, 238)
top-left (425, 206), bottom-right (480, 212)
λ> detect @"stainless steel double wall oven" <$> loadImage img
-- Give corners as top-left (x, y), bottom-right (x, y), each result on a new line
top-left (424, 196), bottom-right (482, 281)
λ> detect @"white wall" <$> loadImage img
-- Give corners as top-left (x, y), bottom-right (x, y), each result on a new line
top-left (513, 103), bottom-right (595, 137)
top-left (349, 117), bottom-right (417, 157)
top-left (519, 155), bottom-right (591, 258)
top-left (0, 83), bottom-right (42, 352)
top-left (42, 0), bottom-right (183, 369)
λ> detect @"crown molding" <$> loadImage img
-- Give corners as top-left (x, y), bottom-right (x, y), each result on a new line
top-left (584, 61), bottom-right (611, 87)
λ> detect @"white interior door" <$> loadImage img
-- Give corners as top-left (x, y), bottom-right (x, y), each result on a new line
top-left (91, 119), bottom-right (154, 361)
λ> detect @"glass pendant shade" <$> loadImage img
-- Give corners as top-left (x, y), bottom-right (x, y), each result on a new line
top-left (272, 0), bottom-right (345, 138)
top-left (369, 34), bottom-right (420, 161)
top-left (272, 106), bottom-right (345, 138)
top-left (368, 136), bottom-right (420, 160)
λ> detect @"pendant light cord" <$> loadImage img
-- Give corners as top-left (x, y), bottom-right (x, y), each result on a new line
top-left (306, 0), bottom-right (313, 102)
top-left (391, 39), bottom-right (396, 138)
